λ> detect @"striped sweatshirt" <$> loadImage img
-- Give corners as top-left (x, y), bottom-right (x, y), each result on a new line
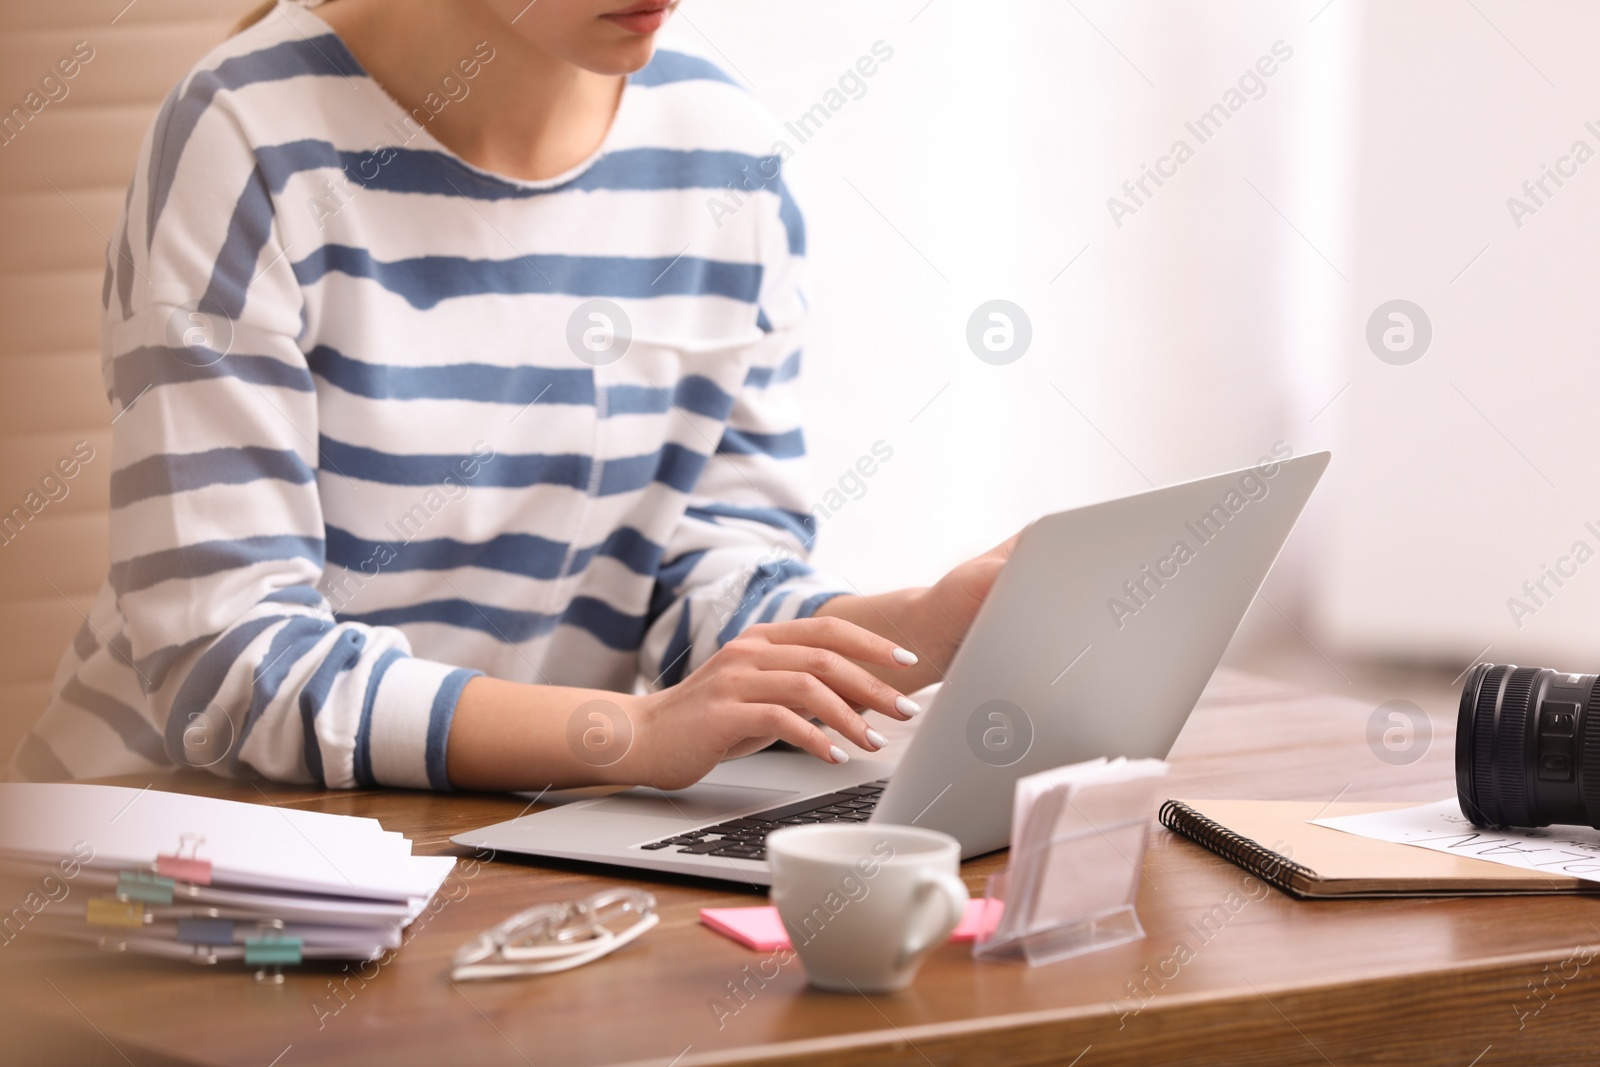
top-left (12, 2), bottom-right (847, 790)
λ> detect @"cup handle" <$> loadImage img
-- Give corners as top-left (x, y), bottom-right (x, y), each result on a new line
top-left (895, 872), bottom-right (970, 970)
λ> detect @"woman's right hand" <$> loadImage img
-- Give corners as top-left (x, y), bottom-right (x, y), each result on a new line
top-left (611, 616), bottom-right (923, 792)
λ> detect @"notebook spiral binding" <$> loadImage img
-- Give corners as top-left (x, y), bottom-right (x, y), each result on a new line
top-left (1158, 799), bottom-right (1317, 894)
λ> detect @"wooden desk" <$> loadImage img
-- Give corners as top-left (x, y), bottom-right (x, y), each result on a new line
top-left (4, 672), bottom-right (1598, 1067)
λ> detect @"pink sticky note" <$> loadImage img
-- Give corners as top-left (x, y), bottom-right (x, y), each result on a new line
top-left (951, 898), bottom-right (995, 940)
top-left (700, 899), bottom-right (994, 951)
top-left (699, 906), bottom-right (792, 951)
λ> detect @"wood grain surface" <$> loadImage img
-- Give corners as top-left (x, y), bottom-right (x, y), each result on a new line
top-left (3, 671), bottom-right (1597, 1067)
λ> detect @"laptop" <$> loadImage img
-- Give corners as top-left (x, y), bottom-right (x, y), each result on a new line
top-left (452, 450), bottom-right (1330, 886)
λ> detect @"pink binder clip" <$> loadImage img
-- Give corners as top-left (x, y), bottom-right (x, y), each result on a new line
top-left (155, 833), bottom-right (212, 885)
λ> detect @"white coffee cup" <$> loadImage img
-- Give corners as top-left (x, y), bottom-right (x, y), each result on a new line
top-left (767, 823), bottom-right (969, 993)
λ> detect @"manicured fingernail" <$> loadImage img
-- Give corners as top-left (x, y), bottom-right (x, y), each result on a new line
top-left (865, 729), bottom-right (887, 750)
top-left (829, 745), bottom-right (850, 764)
top-left (892, 647), bottom-right (919, 666)
top-left (896, 696), bottom-right (922, 717)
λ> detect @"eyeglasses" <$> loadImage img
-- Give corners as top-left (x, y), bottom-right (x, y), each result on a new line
top-left (451, 887), bottom-right (658, 980)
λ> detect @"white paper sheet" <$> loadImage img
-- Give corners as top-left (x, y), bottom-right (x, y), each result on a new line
top-left (0, 783), bottom-right (454, 902)
top-left (1314, 799), bottom-right (1600, 883)
top-left (0, 783), bottom-right (459, 963)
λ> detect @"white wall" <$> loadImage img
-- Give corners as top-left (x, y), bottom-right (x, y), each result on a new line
top-left (677, 1), bottom-right (1355, 662)
top-left (1319, 1), bottom-right (1600, 669)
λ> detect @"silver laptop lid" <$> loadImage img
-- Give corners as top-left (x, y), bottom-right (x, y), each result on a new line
top-left (873, 450), bottom-right (1330, 856)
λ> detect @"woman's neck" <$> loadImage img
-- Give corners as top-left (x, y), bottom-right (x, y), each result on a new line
top-left (315, 0), bottom-right (624, 181)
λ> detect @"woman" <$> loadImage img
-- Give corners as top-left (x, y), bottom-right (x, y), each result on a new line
top-left (14, 0), bottom-right (1011, 792)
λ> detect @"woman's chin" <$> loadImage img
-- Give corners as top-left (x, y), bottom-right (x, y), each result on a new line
top-left (579, 36), bottom-right (659, 77)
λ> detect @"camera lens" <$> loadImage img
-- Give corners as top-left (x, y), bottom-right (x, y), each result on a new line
top-left (1456, 663), bottom-right (1600, 829)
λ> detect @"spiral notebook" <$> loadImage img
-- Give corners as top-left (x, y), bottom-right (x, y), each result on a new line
top-left (1160, 799), bottom-right (1597, 898)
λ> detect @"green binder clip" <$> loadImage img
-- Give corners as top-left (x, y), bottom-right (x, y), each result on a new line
top-left (245, 925), bottom-right (303, 984)
top-left (116, 871), bottom-right (176, 905)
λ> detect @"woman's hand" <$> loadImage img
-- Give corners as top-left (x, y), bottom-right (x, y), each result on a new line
top-left (913, 530), bottom-right (1022, 674)
top-left (445, 535), bottom-right (1023, 794)
top-left (814, 529), bottom-right (1023, 692)
top-left (612, 616), bottom-right (922, 791)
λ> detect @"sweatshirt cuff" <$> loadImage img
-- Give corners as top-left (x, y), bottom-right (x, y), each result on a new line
top-left (363, 657), bottom-right (481, 791)
top-left (793, 589), bottom-right (851, 620)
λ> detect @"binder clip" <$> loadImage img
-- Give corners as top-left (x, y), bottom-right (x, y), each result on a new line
top-left (117, 870), bottom-right (176, 905)
top-left (452, 887), bottom-right (658, 980)
top-left (246, 920), bottom-right (303, 984)
top-left (85, 893), bottom-right (149, 956)
top-left (156, 833), bottom-right (212, 885)
top-left (175, 915), bottom-right (232, 966)
top-left (86, 897), bottom-right (147, 929)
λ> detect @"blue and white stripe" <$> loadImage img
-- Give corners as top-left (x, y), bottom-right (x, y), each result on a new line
top-left (13, 2), bottom-right (844, 789)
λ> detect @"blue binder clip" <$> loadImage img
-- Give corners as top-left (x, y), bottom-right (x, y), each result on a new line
top-left (176, 916), bottom-right (233, 965)
top-left (177, 917), bottom-right (234, 946)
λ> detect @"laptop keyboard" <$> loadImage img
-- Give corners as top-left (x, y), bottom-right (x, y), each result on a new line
top-left (637, 779), bottom-right (891, 862)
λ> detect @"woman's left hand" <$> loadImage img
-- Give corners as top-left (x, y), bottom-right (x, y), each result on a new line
top-left (910, 531), bottom-right (1021, 671)
top-left (815, 529), bottom-right (1022, 693)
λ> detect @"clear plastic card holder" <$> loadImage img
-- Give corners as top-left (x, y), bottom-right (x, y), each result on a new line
top-left (972, 766), bottom-right (1164, 967)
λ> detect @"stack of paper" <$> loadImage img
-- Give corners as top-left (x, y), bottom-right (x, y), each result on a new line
top-left (0, 784), bottom-right (456, 964)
